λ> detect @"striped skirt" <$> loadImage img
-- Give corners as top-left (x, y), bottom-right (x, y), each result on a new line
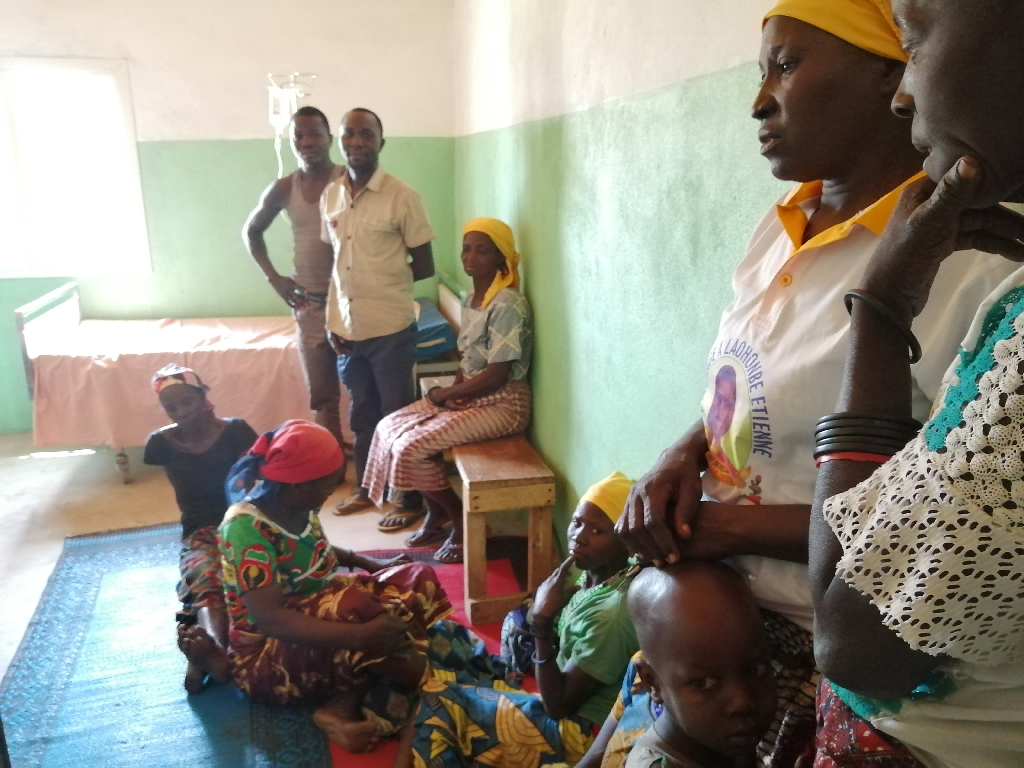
top-left (364, 380), bottom-right (531, 505)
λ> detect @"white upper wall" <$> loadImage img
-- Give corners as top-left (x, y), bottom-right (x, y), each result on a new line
top-left (453, 0), bottom-right (776, 135)
top-left (0, 0), bottom-right (778, 141)
top-left (0, 0), bottom-right (458, 141)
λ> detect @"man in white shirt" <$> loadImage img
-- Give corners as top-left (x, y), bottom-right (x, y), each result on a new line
top-left (320, 108), bottom-right (435, 514)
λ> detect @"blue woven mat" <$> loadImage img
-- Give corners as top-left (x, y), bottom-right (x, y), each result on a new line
top-left (0, 524), bottom-right (330, 768)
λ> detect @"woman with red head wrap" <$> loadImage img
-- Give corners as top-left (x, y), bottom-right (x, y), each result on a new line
top-left (179, 419), bottom-right (452, 753)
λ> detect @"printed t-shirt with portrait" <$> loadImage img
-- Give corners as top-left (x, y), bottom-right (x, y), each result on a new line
top-left (700, 173), bottom-right (1019, 631)
top-left (320, 165), bottom-right (434, 342)
top-left (458, 287), bottom-right (533, 382)
top-left (218, 501), bottom-right (340, 633)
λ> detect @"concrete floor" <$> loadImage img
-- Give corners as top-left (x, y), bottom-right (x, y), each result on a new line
top-left (0, 432), bottom-right (408, 680)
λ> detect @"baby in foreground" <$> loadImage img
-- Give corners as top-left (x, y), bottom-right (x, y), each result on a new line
top-left (625, 562), bottom-right (776, 768)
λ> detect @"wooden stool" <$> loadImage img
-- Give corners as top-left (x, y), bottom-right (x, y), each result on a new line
top-left (452, 436), bottom-right (555, 625)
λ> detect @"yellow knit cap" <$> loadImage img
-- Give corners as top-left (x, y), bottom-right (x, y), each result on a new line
top-left (463, 217), bottom-right (521, 309)
top-left (764, 0), bottom-right (907, 62)
top-left (579, 472), bottom-right (634, 523)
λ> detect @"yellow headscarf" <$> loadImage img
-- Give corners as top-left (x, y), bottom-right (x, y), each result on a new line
top-left (579, 472), bottom-right (634, 523)
top-left (763, 0), bottom-right (907, 62)
top-left (463, 217), bottom-right (521, 309)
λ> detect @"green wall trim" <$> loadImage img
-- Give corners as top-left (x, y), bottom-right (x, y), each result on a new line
top-left (0, 278), bottom-right (70, 433)
top-left (452, 62), bottom-right (789, 540)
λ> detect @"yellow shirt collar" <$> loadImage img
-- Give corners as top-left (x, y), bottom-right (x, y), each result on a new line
top-left (777, 171), bottom-right (926, 257)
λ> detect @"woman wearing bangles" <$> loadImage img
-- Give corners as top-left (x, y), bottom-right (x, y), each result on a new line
top-left (807, 1), bottom-right (1024, 762)
top-left (614, 1), bottom-right (1018, 766)
top-left (393, 473), bottom-right (640, 768)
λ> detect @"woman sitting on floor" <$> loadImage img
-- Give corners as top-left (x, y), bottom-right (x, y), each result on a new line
top-left (393, 472), bottom-right (641, 768)
top-left (143, 364), bottom-right (258, 694)
top-left (178, 419), bottom-right (451, 752)
top-left (363, 217), bottom-right (533, 564)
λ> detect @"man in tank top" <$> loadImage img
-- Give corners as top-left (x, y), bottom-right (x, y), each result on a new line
top-left (244, 106), bottom-right (350, 453)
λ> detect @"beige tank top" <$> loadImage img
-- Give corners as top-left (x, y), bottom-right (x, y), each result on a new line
top-left (286, 165), bottom-right (343, 295)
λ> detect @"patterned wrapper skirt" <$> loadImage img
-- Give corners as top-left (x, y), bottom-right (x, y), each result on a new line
top-left (760, 609), bottom-right (818, 767)
top-left (228, 562), bottom-right (452, 706)
top-left (364, 380), bottom-right (531, 504)
top-left (177, 525), bottom-right (225, 614)
top-left (813, 679), bottom-right (926, 768)
top-left (411, 620), bottom-right (596, 768)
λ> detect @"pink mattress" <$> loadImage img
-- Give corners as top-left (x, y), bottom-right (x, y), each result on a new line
top-left (30, 317), bottom-right (313, 448)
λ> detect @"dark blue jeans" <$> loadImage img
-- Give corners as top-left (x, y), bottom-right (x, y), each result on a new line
top-left (337, 323), bottom-right (417, 487)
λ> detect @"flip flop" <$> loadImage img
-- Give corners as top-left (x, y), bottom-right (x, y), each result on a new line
top-left (334, 492), bottom-right (374, 516)
top-left (405, 523), bottom-right (452, 548)
top-left (434, 540), bottom-right (464, 565)
top-left (377, 507), bottom-right (427, 532)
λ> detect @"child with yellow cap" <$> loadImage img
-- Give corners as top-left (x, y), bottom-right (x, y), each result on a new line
top-left (393, 472), bottom-right (640, 768)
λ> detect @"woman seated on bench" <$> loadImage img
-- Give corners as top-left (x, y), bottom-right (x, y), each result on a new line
top-left (363, 217), bottom-right (533, 564)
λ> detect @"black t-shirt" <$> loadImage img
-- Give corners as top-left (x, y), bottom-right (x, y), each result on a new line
top-left (144, 418), bottom-right (258, 537)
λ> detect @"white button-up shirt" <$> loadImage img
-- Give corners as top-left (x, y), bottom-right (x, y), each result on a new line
top-left (320, 166), bottom-right (434, 341)
top-left (701, 173), bottom-right (1020, 631)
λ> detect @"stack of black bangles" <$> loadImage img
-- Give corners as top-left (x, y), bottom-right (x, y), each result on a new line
top-left (814, 412), bottom-right (922, 467)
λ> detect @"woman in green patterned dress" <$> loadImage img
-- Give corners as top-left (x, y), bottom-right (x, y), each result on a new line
top-left (185, 419), bottom-right (452, 752)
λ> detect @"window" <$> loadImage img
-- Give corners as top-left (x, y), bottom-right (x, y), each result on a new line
top-left (0, 58), bottom-right (151, 277)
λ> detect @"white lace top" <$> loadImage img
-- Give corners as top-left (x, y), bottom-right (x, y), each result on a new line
top-left (825, 272), bottom-right (1024, 667)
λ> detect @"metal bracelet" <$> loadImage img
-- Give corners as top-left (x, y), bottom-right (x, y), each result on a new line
top-left (531, 650), bottom-right (555, 665)
top-left (844, 289), bottom-right (922, 364)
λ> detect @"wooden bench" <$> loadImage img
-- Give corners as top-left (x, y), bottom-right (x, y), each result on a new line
top-left (452, 436), bottom-right (555, 625)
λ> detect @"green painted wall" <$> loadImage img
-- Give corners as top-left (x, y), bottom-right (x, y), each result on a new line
top-left (0, 136), bottom-right (454, 433)
top-left (452, 62), bottom-right (789, 536)
top-left (2, 58), bottom-right (790, 520)
top-left (0, 278), bottom-right (70, 432)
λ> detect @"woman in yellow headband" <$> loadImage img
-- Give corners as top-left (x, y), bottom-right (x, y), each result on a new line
top-left (614, 1), bottom-right (1018, 766)
top-left (361, 218), bottom-right (534, 564)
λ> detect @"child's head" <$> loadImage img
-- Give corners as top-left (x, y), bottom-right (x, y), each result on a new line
top-left (628, 562), bottom-right (775, 761)
top-left (568, 472), bottom-right (632, 572)
top-left (152, 365), bottom-right (211, 428)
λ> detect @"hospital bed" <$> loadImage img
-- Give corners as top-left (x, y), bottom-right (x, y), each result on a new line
top-left (15, 283), bottom-right (312, 480)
